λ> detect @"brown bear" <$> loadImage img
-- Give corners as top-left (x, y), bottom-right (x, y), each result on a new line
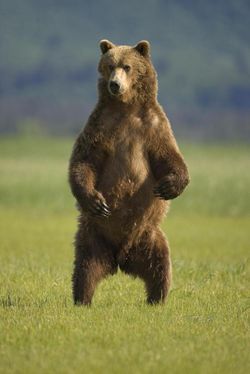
top-left (69, 39), bottom-right (189, 305)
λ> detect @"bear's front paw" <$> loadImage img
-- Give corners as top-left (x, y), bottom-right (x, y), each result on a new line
top-left (87, 192), bottom-right (111, 218)
top-left (153, 174), bottom-right (179, 200)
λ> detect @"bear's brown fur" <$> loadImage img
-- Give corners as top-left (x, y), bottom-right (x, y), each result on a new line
top-left (69, 40), bottom-right (190, 305)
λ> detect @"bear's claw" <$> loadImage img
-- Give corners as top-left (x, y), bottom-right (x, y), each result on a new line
top-left (153, 177), bottom-right (177, 200)
top-left (89, 200), bottom-right (111, 218)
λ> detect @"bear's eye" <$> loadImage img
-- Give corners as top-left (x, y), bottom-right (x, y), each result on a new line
top-left (124, 65), bottom-right (131, 73)
top-left (108, 64), bottom-right (114, 72)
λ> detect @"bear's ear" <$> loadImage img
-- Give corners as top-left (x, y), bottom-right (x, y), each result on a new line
top-left (134, 40), bottom-right (150, 58)
top-left (99, 39), bottom-right (115, 54)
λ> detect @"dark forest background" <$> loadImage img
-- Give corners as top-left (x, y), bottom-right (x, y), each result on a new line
top-left (0, 0), bottom-right (249, 140)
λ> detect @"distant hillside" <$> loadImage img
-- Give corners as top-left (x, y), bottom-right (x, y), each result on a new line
top-left (0, 0), bottom-right (249, 139)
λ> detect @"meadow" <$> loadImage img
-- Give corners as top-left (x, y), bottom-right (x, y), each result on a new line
top-left (0, 135), bottom-right (249, 373)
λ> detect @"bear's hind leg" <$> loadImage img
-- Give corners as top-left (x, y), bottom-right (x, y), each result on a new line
top-left (73, 227), bottom-right (117, 305)
top-left (119, 228), bottom-right (172, 304)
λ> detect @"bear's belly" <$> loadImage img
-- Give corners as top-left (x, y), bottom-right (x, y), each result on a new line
top-left (97, 140), bottom-right (151, 208)
top-left (94, 142), bottom-right (168, 243)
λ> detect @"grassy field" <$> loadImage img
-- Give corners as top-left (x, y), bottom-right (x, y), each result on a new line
top-left (0, 135), bottom-right (249, 374)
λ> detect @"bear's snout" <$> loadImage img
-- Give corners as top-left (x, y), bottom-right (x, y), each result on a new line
top-left (109, 80), bottom-right (121, 95)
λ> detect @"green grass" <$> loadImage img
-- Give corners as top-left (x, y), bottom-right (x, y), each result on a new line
top-left (0, 135), bottom-right (249, 374)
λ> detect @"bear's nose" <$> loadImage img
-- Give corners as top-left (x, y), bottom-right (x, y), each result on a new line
top-left (109, 80), bottom-right (120, 95)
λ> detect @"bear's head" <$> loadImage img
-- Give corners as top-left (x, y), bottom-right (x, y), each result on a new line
top-left (98, 40), bottom-right (157, 104)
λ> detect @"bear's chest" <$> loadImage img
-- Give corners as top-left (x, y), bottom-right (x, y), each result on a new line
top-left (106, 115), bottom-right (147, 168)
top-left (96, 116), bottom-right (150, 199)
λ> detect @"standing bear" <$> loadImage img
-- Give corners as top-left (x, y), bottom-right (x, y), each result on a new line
top-left (69, 40), bottom-right (189, 305)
